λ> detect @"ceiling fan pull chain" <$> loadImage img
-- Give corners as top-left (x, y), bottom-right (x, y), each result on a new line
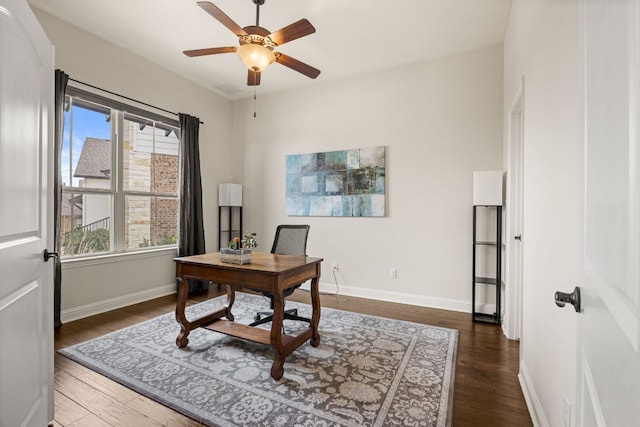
top-left (253, 87), bottom-right (257, 118)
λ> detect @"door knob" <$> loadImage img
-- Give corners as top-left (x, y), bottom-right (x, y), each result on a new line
top-left (555, 286), bottom-right (581, 312)
top-left (43, 249), bottom-right (59, 262)
top-left (514, 235), bottom-right (522, 241)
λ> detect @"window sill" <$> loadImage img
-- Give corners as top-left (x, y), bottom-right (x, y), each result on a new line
top-left (62, 247), bottom-right (178, 269)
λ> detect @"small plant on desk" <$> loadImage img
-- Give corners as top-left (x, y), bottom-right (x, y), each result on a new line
top-left (228, 232), bottom-right (257, 250)
top-left (242, 231), bottom-right (257, 249)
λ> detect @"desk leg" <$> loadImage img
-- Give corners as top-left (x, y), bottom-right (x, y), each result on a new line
top-left (269, 292), bottom-right (286, 380)
top-left (175, 277), bottom-right (190, 348)
top-left (309, 276), bottom-right (321, 347)
top-left (224, 285), bottom-right (235, 321)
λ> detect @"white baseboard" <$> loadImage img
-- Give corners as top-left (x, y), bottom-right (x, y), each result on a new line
top-left (301, 281), bottom-right (475, 314)
top-left (60, 283), bottom-right (177, 324)
top-left (519, 360), bottom-right (549, 427)
top-left (62, 280), bottom-right (489, 324)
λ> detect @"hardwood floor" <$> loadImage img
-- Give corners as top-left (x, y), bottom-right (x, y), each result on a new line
top-left (54, 287), bottom-right (532, 426)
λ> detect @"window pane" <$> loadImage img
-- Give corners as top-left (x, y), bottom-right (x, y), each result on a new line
top-left (62, 98), bottom-right (112, 188)
top-left (125, 195), bottom-right (178, 249)
top-left (153, 126), bottom-right (179, 194)
top-left (123, 118), bottom-right (179, 193)
top-left (61, 192), bottom-right (111, 256)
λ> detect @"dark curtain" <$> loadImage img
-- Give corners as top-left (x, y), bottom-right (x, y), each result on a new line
top-left (178, 113), bottom-right (207, 294)
top-left (54, 69), bottom-right (69, 328)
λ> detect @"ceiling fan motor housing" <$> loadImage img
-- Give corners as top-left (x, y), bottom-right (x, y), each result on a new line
top-left (239, 31), bottom-right (276, 51)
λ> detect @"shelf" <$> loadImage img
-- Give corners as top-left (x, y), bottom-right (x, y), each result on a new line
top-left (218, 206), bottom-right (243, 251)
top-left (203, 319), bottom-right (296, 347)
top-left (475, 241), bottom-right (497, 246)
top-left (473, 312), bottom-right (500, 324)
top-left (474, 277), bottom-right (498, 285)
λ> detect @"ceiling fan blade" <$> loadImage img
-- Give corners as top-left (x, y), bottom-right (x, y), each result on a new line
top-left (274, 53), bottom-right (320, 79)
top-left (183, 46), bottom-right (236, 57)
top-left (248, 70), bottom-right (261, 86)
top-left (268, 19), bottom-right (316, 46)
top-left (197, 1), bottom-right (247, 36)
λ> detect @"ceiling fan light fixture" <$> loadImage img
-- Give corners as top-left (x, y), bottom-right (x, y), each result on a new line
top-left (237, 43), bottom-right (275, 72)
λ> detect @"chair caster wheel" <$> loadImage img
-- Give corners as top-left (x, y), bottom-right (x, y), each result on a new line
top-left (254, 314), bottom-right (261, 322)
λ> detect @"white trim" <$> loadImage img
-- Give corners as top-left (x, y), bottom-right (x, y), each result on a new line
top-left (60, 282), bottom-right (176, 323)
top-left (61, 277), bottom-right (485, 324)
top-left (519, 360), bottom-right (550, 427)
top-left (62, 247), bottom-right (177, 269)
top-left (504, 75), bottom-right (525, 341)
top-left (314, 281), bottom-right (475, 313)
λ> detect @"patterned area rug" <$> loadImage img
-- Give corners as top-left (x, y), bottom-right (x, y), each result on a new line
top-left (59, 293), bottom-right (458, 427)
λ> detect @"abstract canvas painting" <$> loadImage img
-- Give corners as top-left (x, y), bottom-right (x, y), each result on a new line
top-left (286, 146), bottom-right (385, 216)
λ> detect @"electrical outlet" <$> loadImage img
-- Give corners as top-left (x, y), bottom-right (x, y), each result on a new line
top-left (562, 395), bottom-right (571, 427)
top-left (332, 262), bottom-right (339, 271)
top-left (390, 268), bottom-right (397, 279)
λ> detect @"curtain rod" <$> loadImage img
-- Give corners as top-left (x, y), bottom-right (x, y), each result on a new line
top-left (68, 78), bottom-right (204, 124)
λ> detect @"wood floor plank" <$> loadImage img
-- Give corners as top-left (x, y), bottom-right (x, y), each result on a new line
top-left (127, 396), bottom-right (205, 426)
top-left (55, 353), bottom-right (90, 377)
top-left (67, 413), bottom-right (114, 427)
top-left (55, 370), bottom-right (162, 427)
top-left (55, 286), bottom-right (532, 426)
top-left (54, 390), bottom-right (90, 426)
top-left (74, 368), bottom-right (142, 405)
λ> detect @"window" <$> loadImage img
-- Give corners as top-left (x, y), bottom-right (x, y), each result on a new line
top-left (61, 91), bottom-right (180, 258)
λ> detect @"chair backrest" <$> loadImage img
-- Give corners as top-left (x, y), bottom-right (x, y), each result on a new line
top-left (270, 225), bottom-right (310, 256)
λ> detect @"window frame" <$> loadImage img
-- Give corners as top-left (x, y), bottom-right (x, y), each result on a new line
top-left (61, 87), bottom-right (180, 259)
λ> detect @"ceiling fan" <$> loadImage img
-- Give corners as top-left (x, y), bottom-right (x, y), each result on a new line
top-left (184, 0), bottom-right (321, 86)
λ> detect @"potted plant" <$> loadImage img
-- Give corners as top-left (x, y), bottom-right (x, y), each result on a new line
top-left (220, 232), bottom-right (257, 264)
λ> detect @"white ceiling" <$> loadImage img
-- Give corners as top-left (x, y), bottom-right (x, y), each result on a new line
top-left (28, 0), bottom-right (512, 101)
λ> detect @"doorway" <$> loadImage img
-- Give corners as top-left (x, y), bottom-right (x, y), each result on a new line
top-left (504, 77), bottom-right (524, 341)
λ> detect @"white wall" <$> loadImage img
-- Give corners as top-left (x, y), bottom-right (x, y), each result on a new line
top-left (503, 1), bottom-right (579, 426)
top-left (232, 45), bottom-right (504, 311)
top-left (32, 9), bottom-right (233, 321)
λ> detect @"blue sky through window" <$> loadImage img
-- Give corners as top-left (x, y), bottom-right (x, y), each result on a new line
top-left (62, 104), bottom-right (111, 186)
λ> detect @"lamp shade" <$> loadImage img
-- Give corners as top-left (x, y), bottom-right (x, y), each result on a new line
top-left (237, 44), bottom-right (275, 72)
top-left (473, 171), bottom-right (503, 206)
top-left (219, 183), bottom-right (242, 207)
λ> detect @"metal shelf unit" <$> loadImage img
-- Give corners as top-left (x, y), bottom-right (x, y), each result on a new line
top-left (472, 205), bottom-right (502, 324)
top-left (218, 206), bottom-right (242, 251)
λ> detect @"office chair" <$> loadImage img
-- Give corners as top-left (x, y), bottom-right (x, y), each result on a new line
top-left (250, 224), bottom-right (311, 328)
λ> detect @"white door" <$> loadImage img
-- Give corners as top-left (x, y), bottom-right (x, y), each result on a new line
top-left (576, 0), bottom-right (640, 425)
top-left (0, 0), bottom-right (54, 426)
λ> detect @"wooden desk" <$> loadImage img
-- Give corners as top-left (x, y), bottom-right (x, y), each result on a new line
top-left (174, 252), bottom-right (323, 380)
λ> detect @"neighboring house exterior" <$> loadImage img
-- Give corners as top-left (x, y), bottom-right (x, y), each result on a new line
top-left (61, 123), bottom-right (178, 254)
top-left (60, 137), bottom-right (111, 255)
top-left (74, 136), bottom-right (111, 224)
